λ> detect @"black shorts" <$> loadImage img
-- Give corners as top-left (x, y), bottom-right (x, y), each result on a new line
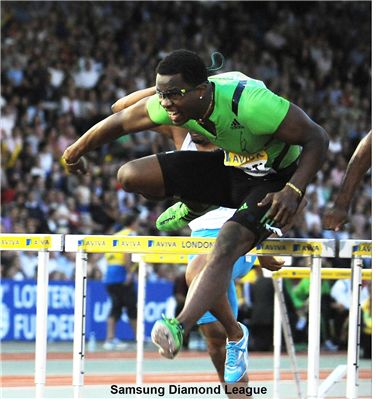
top-left (106, 283), bottom-right (137, 320)
top-left (157, 149), bottom-right (298, 242)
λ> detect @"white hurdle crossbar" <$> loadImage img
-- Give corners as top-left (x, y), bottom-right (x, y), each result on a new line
top-left (0, 234), bottom-right (64, 399)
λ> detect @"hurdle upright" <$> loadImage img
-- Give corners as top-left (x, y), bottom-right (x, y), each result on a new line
top-left (339, 240), bottom-right (372, 399)
top-left (0, 234), bottom-right (64, 399)
top-left (257, 238), bottom-right (336, 399)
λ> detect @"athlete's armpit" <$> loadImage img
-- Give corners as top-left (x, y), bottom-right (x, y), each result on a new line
top-left (118, 97), bottom-right (160, 134)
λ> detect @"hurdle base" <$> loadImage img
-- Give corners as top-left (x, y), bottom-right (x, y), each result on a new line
top-left (35, 383), bottom-right (45, 399)
top-left (318, 364), bottom-right (347, 399)
top-left (73, 384), bottom-right (83, 399)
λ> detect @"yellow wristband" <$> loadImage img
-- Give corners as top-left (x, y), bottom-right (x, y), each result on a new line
top-left (286, 182), bottom-right (303, 198)
top-left (63, 158), bottom-right (80, 166)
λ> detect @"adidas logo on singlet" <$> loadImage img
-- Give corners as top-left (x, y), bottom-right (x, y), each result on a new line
top-left (237, 203), bottom-right (248, 212)
top-left (231, 118), bottom-right (243, 129)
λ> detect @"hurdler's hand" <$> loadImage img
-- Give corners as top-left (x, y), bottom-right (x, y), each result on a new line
top-left (62, 155), bottom-right (88, 175)
top-left (279, 195), bottom-right (308, 233)
top-left (323, 206), bottom-right (348, 231)
top-left (258, 256), bottom-right (285, 271)
top-left (258, 184), bottom-right (303, 227)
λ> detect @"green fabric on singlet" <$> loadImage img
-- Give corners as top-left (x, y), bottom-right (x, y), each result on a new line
top-left (147, 72), bottom-right (302, 174)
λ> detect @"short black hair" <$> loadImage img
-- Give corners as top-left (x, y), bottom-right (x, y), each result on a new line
top-left (156, 49), bottom-right (208, 86)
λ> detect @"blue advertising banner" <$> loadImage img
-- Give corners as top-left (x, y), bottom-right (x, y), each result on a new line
top-left (0, 279), bottom-right (173, 341)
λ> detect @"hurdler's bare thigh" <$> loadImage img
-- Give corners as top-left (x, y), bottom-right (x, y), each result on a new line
top-left (117, 155), bottom-right (165, 197)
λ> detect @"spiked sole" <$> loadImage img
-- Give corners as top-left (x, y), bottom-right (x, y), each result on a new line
top-left (151, 323), bottom-right (178, 360)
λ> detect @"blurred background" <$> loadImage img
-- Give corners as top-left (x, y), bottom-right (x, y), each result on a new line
top-left (0, 1), bottom-right (371, 353)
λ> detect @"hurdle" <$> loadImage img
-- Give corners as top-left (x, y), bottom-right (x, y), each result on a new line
top-left (64, 235), bottom-right (340, 395)
top-left (64, 234), bottom-right (219, 393)
top-left (131, 253), bottom-right (188, 385)
top-left (272, 240), bottom-right (372, 399)
top-left (3, 234), bottom-right (370, 398)
top-left (272, 276), bottom-right (303, 399)
top-left (131, 251), bottom-right (301, 393)
top-left (339, 240), bottom-right (372, 399)
top-left (269, 239), bottom-right (336, 399)
top-left (0, 234), bottom-right (64, 399)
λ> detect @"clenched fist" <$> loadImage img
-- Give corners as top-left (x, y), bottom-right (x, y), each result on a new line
top-left (62, 156), bottom-right (88, 175)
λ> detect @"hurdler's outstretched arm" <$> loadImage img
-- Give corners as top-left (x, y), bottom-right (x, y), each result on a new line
top-left (62, 97), bottom-right (158, 173)
top-left (111, 87), bottom-right (156, 113)
top-left (111, 87), bottom-right (187, 150)
top-left (323, 131), bottom-right (371, 231)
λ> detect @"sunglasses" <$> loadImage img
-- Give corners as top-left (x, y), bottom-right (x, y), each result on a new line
top-left (156, 81), bottom-right (208, 101)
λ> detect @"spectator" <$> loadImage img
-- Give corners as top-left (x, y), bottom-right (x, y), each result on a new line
top-left (291, 274), bottom-right (338, 351)
top-left (102, 212), bottom-right (139, 350)
top-left (4, 254), bottom-right (25, 280)
top-left (19, 252), bottom-right (39, 279)
top-left (249, 268), bottom-right (276, 351)
top-left (360, 281), bottom-right (371, 359)
top-left (0, 4), bottom-right (371, 364)
top-left (0, 2), bottom-right (370, 289)
top-left (330, 279), bottom-right (369, 349)
top-left (56, 252), bottom-right (76, 280)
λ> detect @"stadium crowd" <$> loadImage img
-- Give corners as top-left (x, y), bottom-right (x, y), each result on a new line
top-left (0, 1), bottom-right (371, 351)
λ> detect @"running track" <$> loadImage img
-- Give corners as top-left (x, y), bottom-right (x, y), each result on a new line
top-left (2, 351), bottom-right (372, 387)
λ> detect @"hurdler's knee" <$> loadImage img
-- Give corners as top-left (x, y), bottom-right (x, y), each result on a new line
top-left (208, 244), bottom-right (239, 265)
top-left (185, 255), bottom-right (207, 286)
top-left (117, 161), bottom-right (139, 191)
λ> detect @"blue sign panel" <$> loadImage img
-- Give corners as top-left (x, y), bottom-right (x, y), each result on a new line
top-left (0, 279), bottom-right (173, 341)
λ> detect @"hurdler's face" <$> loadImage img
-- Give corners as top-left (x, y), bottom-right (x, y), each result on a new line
top-left (156, 73), bottom-right (204, 125)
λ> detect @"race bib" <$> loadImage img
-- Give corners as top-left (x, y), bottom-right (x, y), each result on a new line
top-left (224, 150), bottom-right (272, 176)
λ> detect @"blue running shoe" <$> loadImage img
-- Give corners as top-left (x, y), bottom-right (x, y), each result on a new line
top-left (224, 322), bottom-right (249, 383)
